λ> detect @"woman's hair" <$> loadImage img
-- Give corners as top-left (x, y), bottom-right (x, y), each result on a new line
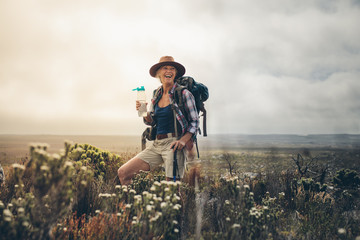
top-left (155, 65), bottom-right (178, 83)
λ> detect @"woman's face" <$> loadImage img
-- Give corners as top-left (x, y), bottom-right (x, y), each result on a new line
top-left (158, 65), bottom-right (177, 85)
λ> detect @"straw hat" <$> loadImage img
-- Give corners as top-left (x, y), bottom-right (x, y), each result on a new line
top-left (149, 56), bottom-right (186, 78)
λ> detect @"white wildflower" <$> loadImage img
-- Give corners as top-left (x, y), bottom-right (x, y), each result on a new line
top-left (161, 202), bottom-right (167, 208)
top-left (226, 217), bottom-right (230, 221)
top-left (243, 185), bottom-right (250, 190)
top-left (173, 220), bottom-right (178, 225)
top-left (232, 224), bottom-right (241, 228)
top-left (150, 212), bottom-right (162, 222)
top-left (146, 205), bottom-right (152, 211)
top-left (173, 204), bottom-right (181, 210)
top-left (164, 187), bottom-right (170, 192)
top-left (173, 194), bottom-right (180, 201)
top-left (115, 185), bottom-right (121, 189)
top-left (117, 213), bottom-right (121, 216)
top-left (225, 200), bottom-right (230, 205)
top-left (132, 221), bottom-right (137, 225)
top-left (174, 228), bottom-right (179, 233)
top-left (134, 195), bottom-right (142, 202)
top-left (3, 209), bottom-right (12, 217)
top-left (12, 163), bottom-right (25, 170)
top-left (18, 207), bottom-right (25, 214)
top-left (22, 221), bottom-right (29, 227)
top-left (154, 181), bottom-right (161, 186)
top-left (81, 180), bottom-right (87, 186)
top-left (65, 161), bottom-right (74, 168)
top-left (129, 189), bottom-right (136, 194)
top-left (80, 166), bottom-right (87, 171)
top-left (40, 165), bottom-right (49, 171)
top-left (338, 228), bottom-right (346, 234)
top-left (102, 193), bottom-right (111, 198)
top-left (95, 210), bottom-right (101, 214)
top-left (63, 227), bottom-right (67, 231)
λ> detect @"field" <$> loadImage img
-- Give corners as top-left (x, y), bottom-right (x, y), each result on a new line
top-left (0, 134), bottom-right (360, 239)
top-left (0, 135), bottom-right (141, 166)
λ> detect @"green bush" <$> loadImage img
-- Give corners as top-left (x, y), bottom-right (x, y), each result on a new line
top-left (68, 143), bottom-right (126, 182)
top-left (333, 169), bottom-right (360, 189)
top-left (332, 169), bottom-right (360, 211)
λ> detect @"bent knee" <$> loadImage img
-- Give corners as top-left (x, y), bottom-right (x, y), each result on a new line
top-left (117, 167), bottom-right (126, 179)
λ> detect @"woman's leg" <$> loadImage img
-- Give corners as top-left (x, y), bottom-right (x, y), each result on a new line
top-left (117, 157), bottom-right (150, 185)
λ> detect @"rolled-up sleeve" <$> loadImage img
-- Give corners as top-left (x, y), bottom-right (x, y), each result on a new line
top-left (182, 89), bottom-right (199, 135)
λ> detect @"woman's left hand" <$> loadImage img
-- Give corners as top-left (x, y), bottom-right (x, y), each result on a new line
top-left (170, 140), bottom-right (186, 152)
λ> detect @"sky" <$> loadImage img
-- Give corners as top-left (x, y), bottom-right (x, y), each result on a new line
top-left (1, 0), bottom-right (360, 135)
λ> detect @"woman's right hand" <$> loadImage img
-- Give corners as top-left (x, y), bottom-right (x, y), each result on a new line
top-left (136, 101), bottom-right (148, 110)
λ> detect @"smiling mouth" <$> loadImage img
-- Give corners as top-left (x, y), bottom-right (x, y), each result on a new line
top-left (165, 74), bottom-right (173, 79)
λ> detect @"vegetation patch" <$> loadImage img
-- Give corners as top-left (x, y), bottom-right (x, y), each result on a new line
top-left (0, 142), bottom-right (359, 239)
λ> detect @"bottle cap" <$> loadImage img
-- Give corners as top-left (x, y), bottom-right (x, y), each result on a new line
top-left (132, 86), bottom-right (145, 91)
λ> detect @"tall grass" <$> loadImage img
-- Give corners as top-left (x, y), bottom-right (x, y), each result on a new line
top-left (0, 142), bottom-right (359, 239)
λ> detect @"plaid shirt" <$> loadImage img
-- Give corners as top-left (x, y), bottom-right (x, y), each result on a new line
top-left (145, 83), bottom-right (199, 138)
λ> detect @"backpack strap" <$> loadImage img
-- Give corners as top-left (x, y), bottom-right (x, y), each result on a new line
top-left (174, 85), bottom-right (185, 111)
top-left (201, 103), bottom-right (207, 137)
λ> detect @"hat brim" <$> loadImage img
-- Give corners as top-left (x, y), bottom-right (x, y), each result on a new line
top-left (149, 61), bottom-right (186, 78)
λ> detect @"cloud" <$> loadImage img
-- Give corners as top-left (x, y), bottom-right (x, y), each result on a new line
top-left (0, 0), bottom-right (359, 135)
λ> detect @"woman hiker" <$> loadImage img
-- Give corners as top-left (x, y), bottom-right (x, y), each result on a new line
top-left (117, 56), bottom-right (199, 185)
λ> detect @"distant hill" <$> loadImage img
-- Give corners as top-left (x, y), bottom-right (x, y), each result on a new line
top-left (197, 134), bottom-right (360, 150)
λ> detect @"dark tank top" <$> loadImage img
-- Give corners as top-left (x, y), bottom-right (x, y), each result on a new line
top-left (155, 104), bottom-right (174, 135)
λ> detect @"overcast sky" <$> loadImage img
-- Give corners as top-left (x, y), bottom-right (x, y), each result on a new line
top-left (1, 0), bottom-right (359, 135)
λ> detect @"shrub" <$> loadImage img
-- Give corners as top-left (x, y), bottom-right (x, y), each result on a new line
top-left (68, 143), bottom-right (128, 182)
top-left (332, 169), bottom-right (360, 211)
top-left (0, 142), bottom-right (93, 239)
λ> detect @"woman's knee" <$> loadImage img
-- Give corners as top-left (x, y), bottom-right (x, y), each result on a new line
top-left (117, 158), bottom-right (150, 184)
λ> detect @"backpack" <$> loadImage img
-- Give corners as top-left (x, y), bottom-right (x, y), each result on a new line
top-left (174, 76), bottom-right (209, 137)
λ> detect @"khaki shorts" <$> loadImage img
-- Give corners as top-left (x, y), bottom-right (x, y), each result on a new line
top-left (136, 137), bottom-right (186, 178)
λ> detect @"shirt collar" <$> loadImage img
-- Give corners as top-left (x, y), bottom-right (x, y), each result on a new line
top-left (169, 82), bottom-right (178, 95)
